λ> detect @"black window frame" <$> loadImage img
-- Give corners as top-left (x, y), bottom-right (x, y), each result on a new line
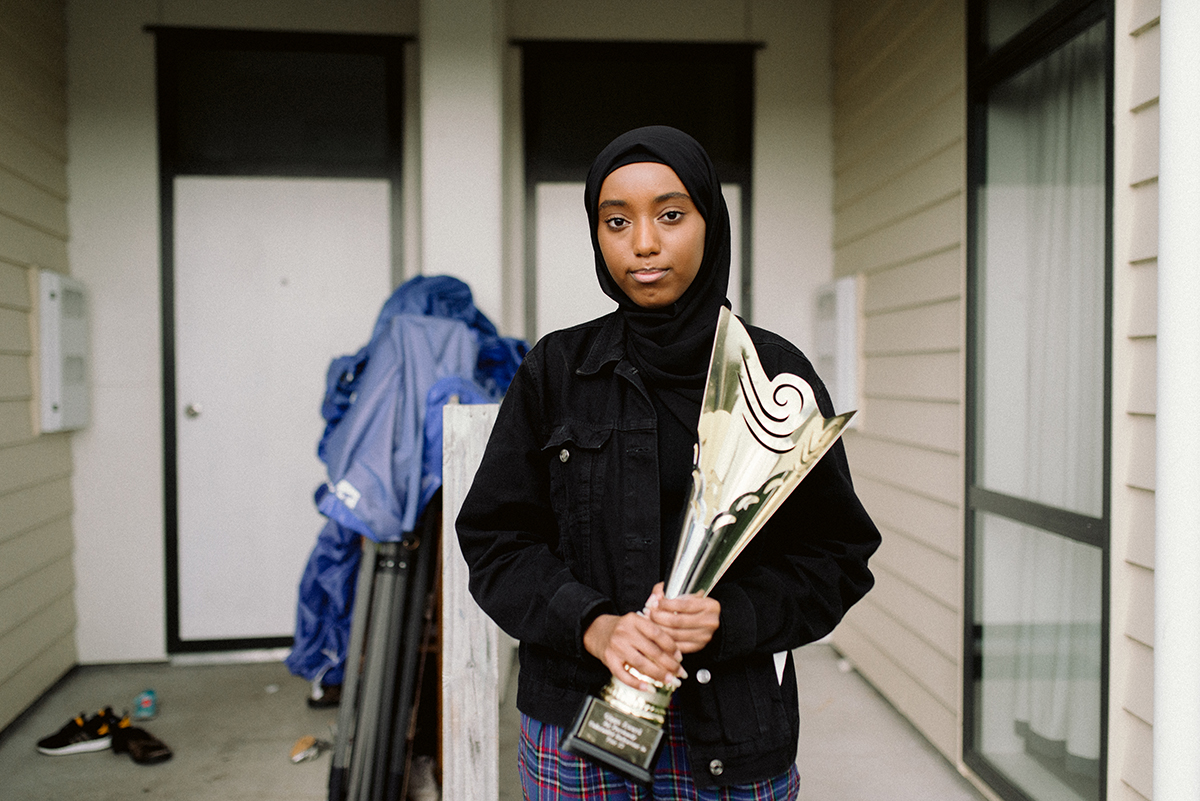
top-left (962, 1), bottom-right (1115, 799)
top-left (517, 40), bottom-right (757, 337)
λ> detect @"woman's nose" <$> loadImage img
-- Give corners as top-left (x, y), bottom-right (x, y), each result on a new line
top-left (633, 220), bottom-right (659, 256)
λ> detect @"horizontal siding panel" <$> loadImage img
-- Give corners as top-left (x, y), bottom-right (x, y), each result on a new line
top-left (0, 305), bottom-right (31, 352)
top-left (871, 524), bottom-right (961, 609)
top-left (1126, 338), bottom-right (1156, 415)
top-left (833, 618), bottom-right (959, 759)
top-left (0, 211), bottom-right (69, 271)
top-left (0, 631), bottom-right (74, 733)
top-left (0, 118), bottom-right (69, 197)
top-left (0, 353), bottom-right (31, 397)
top-left (1128, 102), bottom-right (1159, 186)
top-left (0, 516), bottom-right (72, 587)
top-left (0, 556), bottom-right (72, 639)
top-left (0, 0), bottom-right (67, 77)
top-left (852, 436), bottom-right (962, 507)
top-left (1122, 637), bottom-right (1153, 725)
top-left (0, 592), bottom-right (74, 686)
top-left (837, 85), bottom-right (963, 188)
top-left (0, 0), bottom-right (67, 49)
top-left (1119, 712), bottom-right (1153, 800)
top-left (1123, 487), bottom-right (1155, 569)
top-left (833, 0), bottom-right (968, 773)
top-left (830, 0), bottom-right (878, 53)
top-left (835, 143), bottom-right (963, 246)
top-left (862, 247), bottom-right (961, 314)
top-left (831, 0), bottom-right (896, 67)
top-left (1126, 261), bottom-right (1156, 336)
top-left (0, 71), bottom-right (67, 158)
top-left (834, 1), bottom-right (961, 137)
top-left (854, 474), bottom-right (963, 558)
top-left (867, 561), bottom-right (960, 659)
top-left (1123, 563), bottom-right (1153, 648)
top-left (1125, 414), bottom-right (1156, 492)
top-left (832, 0), bottom-right (940, 96)
top-left (835, 194), bottom-right (962, 276)
top-left (0, 434), bottom-right (70, 495)
top-left (0, 475), bottom-right (71, 543)
top-left (0, 399), bottom-right (31, 445)
top-left (0, 28), bottom-right (66, 113)
top-left (1129, 21), bottom-right (1160, 110)
top-left (863, 351), bottom-right (960, 402)
top-left (0, 169), bottom-right (68, 235)
top-left (835, 90), bottom-right (964, 207)
top-left (1128, 181), bottom-right (1157, 263)
top-left (1129, 0), bottom-right (1159, 34)
top-left (850, 594), bottom-right (958, 708)
top-left (0, 0), bottom-right (68, 37)
top-left (1114, 783), bottom-right (1151, 801)
top-left (0, 260), bottom-right (31, 306)
top-left (860, 397), bottom-right (960, 454)
top-left (864, 298), bottom-right (960, 355)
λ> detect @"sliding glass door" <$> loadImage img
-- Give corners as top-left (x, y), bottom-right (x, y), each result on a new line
top-left (965, 3), bottom-right (1112, 800)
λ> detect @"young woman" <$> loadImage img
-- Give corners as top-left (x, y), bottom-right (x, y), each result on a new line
top-left (456, 126), bottom-right (881, 799)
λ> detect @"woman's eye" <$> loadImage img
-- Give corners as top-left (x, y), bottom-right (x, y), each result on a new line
top-left (605, 217), bottom-right (629, 230)
top-left (661, 210), bottom-right (683, 222)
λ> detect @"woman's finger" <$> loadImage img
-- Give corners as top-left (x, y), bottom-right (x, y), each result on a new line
top-left (649, 594), bottom-right (721, 653)
top-left (603, 613), bottom-right (684, 689)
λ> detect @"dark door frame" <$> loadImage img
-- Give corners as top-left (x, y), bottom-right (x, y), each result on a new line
top-left (151, 25), bottom-right (409, 654)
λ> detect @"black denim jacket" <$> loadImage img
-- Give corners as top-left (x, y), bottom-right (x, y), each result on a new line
top-left (456, 312), bottom-right (880, 788)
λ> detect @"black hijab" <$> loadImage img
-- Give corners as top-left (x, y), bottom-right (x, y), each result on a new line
top-left (584, 126), bottom-right (732, 386)
top-left (585, 126), bottom-right (731, 561)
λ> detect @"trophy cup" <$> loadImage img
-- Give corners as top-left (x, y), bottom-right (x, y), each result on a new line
top-left (560, 306), bottom-right (855, 783)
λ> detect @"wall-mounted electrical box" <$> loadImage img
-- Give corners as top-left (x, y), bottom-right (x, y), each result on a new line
top-left (814, 275), bottom-right (860, 426)
top-left (39, 269), bottom-right (90, 433)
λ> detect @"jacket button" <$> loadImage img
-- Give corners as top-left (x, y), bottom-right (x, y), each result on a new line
top-left (559, 449), bottom-right (570, 463)
top-left (695, 668), bottom-right (711, 684)
top-left (709, 759), bottom-right (724, 776)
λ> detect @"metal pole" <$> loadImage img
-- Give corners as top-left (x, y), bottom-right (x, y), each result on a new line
top-left (369, 541), bottom-right (415, 801)
top-left (330, 536), bottom-right (377, 801)
top-left (1155, 2), bottom-right (1200, 798)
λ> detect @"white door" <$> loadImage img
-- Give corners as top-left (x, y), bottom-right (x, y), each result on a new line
top-left (534, 182), bottom-right (742, 341)
top-left (174, 176), bottom-right (391, 642)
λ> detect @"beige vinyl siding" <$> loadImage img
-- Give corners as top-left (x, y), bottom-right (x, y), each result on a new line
top-left (1110, 0), bottom-right (1159, 798)
top-left (0, 0), bottom-right (77, 732)
top-left (830, 0), bottom-right (967, 763)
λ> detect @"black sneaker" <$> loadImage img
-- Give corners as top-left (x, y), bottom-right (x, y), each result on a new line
top-left (36, 707), bottom-right (117, 755)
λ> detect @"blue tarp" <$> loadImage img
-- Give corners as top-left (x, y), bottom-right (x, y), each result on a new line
top-left (286, 276), bottom-right (526, 685)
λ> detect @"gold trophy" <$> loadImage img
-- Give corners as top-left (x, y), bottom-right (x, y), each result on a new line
top-left (561, 307), bottom-right (855, 783)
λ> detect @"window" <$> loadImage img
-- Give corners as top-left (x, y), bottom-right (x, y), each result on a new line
top-left (964, 2), bottom-right (1112, 800)
top-left (519, 41), bottom-right (755, 338)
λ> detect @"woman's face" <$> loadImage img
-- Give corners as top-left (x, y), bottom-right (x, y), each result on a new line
top-left (597, 161), bottom-right (706, 309)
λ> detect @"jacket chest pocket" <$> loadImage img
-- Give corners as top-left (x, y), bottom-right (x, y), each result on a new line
top-left (543, 424), bottom-right (614, 573)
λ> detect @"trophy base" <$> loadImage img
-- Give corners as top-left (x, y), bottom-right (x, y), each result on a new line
top-left (560, 696), bottom-right (665, 785)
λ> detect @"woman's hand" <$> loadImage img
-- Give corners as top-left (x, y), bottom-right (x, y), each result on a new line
top-left (644, 582), bottom-right (721, 654)
top-left (583, 610), bottom-right (686, 692)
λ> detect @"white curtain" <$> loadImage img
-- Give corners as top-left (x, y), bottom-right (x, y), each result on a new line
top-left (978, 19), bottom-right (1106, 793)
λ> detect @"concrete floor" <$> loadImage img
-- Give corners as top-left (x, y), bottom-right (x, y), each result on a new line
top-left (0, 643), bottom-right (985, 800)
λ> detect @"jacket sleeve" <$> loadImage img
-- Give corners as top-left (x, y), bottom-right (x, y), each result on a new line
top-left (702, 340), bottom-right (881, 664)
top-left (454, 348), bottom-right (616, 659)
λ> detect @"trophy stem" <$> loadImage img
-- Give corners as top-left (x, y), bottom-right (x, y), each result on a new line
top-left (599, 671), bottom-right (672, 726)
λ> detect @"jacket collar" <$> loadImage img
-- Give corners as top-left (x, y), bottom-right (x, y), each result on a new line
top-left (576, 312), bottom-right (627, 377)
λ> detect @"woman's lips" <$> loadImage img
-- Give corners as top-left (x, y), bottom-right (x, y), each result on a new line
top-left (631, 268), bottom-right (668, 284)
